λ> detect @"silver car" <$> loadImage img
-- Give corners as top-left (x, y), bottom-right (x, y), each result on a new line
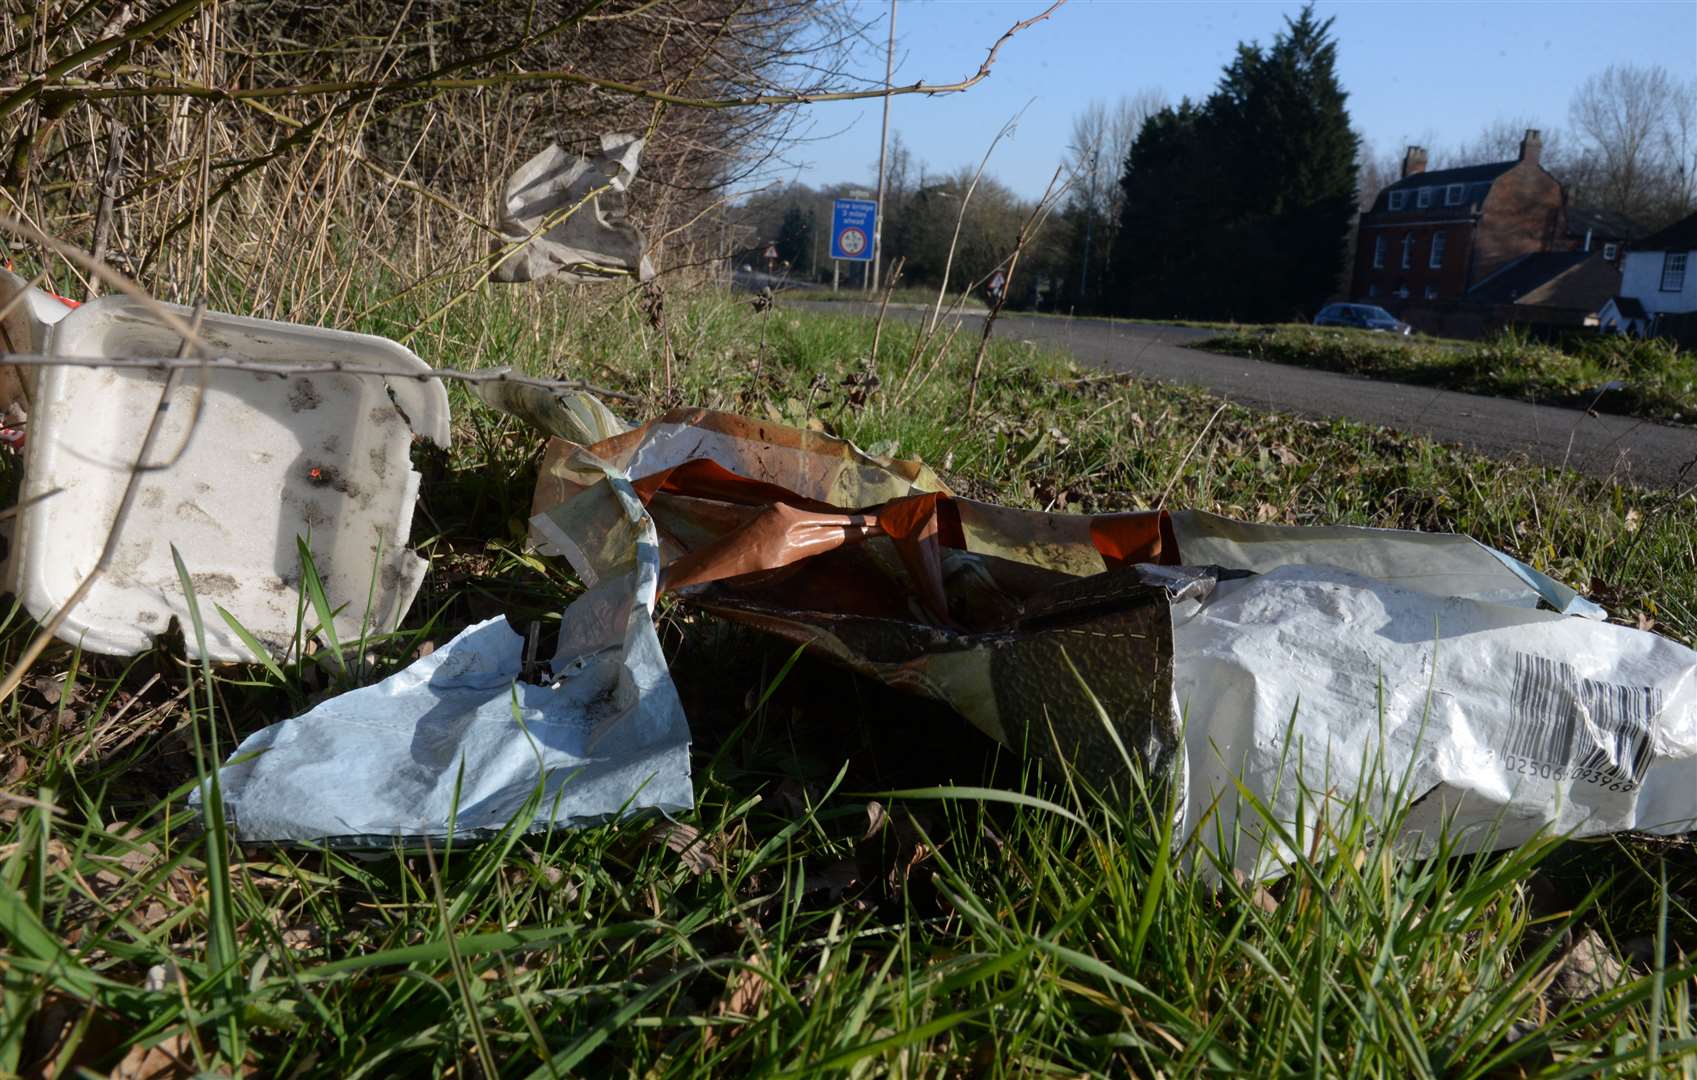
top-left (1314, 303), bottom-right (1413, 335)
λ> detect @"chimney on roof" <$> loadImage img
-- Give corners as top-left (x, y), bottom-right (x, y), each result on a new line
top-left (1519, 129), bottom-right (1542, 165)
top-left (1401, 146), bottom-right (1428, 179)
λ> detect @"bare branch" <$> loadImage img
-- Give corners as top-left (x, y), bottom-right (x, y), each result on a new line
top-left (25, 2), bottom-right (1064, 112)
top-left (0, 350), bottom-right (642, 403)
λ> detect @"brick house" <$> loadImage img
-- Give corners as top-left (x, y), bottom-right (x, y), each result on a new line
top-left (1351, 130), bottom-right (1566, 303)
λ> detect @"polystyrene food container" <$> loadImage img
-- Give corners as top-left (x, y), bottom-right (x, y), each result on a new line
top-left (0, 268), bottom-right (77, 416)
top-left (10, 296), bottom-right (451, 661)
top-left (0, 267), bottom-right (76, 356)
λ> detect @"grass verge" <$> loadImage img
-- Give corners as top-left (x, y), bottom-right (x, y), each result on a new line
top-left (1196, 324), bottom-right (1697, 425)
top-left (794, 286), bottom-right (988, 310)
top-left (2, 283), bottom-right (1695, 1075)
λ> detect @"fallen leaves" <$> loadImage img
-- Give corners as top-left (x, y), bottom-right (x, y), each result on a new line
top-left (1231, 869), bottom-right (1280, 915)
top-left (19, 995), bottom-right (198, 1080)
top-left (1544, 929), bottom-right (1626, 1009)
top-left (798, 800), bottom-right (940, 912)
top-left (108, 1033), bottom-right (198, 1080)
top-left (646, 821), bottom-right (724, 876)
top-left (701, 947), bottom-right (772, 1050)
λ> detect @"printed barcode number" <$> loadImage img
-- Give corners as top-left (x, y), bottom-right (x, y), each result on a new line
top-left (1503, 652), bottom-right (1660, 784)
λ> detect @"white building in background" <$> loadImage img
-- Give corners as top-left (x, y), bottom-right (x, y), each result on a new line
top-left (1596, 295), bottom-right (1653, 336)
top-left (1619, 210), bottom-right (1697, 321)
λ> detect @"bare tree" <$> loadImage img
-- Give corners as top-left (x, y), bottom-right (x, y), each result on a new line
top-left (1062, 88), bottom-right (1165, 305)
top-left (885, 132), bottom-right (915, 203)
top-left (1567, 64), bottom-right (1689, 227)
top-left (1066, 89), bottom-right (1167, 227)
top-left (1664, 79), bottom-right (1697, 218)
top-left (1354, 134), bottom-right (1404, 212)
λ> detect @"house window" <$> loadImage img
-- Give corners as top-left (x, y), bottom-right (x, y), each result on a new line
top-left (1429, 232), bottom-right (1447, 269)
top-left (1367, 284), bottom-right (1378, 298)
top-left (1417, 188), bottom-right (1432, 209)
top-left (1424, 285), bottom-right (1439, 300)
top-left (1388, 191), bottom-right (1407, 211)
top-left (1445, 184), bottom-right (1465, 206)
top-left (1401, 234), bottom-right (1413, 269)
top-left (1663, 252), bottom-right (1688, 292)
top-left (1372, 235), bottom-right (1386, 268)
top-left (1603, 243), bottom-right (1618, 261)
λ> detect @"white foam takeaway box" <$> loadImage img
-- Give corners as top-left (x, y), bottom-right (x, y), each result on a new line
top-left (10, 297), bottom-right (451, 661)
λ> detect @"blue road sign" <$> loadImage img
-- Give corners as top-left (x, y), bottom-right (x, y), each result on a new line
top-left (830, 198), bottom-right (877, 262)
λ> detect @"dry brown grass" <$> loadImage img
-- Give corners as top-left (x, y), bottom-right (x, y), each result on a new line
top-left (0, 0), bottom-right (882, 327)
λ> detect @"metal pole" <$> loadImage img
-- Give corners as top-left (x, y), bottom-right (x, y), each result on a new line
top-left (870, 0), bottom-right (897, 294)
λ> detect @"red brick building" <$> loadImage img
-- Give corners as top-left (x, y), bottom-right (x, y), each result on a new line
top-left (1351, 130), bottom-right (1567, 303)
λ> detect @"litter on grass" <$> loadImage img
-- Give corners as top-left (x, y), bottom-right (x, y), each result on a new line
top-left (204, 420), bottom-right (693, 843)
top-left (0, 267), bottom-right (77, 448)
top-left (6, 296), bottom-right (450, 661)
top-left (159, 374), bottom-right (1691, 870)
top-left (0, 266), bottom-right (77, 358)
top-left (203, 609), bottom-right (692, 844)
top-left (490, 133), bottom-right (654, 285)
top-left (517, 403), bottom-right (1696, 878)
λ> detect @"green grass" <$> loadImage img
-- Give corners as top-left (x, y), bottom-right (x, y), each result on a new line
top-left (1198, 324), bottom-right (1697, 425)
top-left (3, 282), bottom-right (1696, 1076)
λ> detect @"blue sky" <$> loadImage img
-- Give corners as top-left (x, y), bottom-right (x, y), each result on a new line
top-left (780, 0), bottom-right (1697, 199)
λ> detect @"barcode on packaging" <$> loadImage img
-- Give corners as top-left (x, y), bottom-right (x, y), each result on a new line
top-left (1503, 653), bottom-right (1660, 782)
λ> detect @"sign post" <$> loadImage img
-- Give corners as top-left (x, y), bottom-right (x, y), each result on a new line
top-left (830, 198), bottom-right (876, 294)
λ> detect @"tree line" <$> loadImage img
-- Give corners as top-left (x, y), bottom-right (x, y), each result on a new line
top-left (736, 5), bottom-right (1696, 322)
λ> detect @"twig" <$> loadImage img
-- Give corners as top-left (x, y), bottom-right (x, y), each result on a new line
top-left (87, 119), bottom-right (127, 287)
top-left (66, 675), bottom-right (182, 768)
top-left (0, 487), bottom-right (65, 523)
top-left (640, 281), bottom-right (677, 396)
top-left (904, 317), bottom-right (964, 403)
top-left (894, 290), bottom-right (972, 406)
top-left (927, 102), bottom-right (1032, 335)
top-left (0, 213), bottom-right (206, 347)
top-left (966, 164), bottom-right (1070, 414)
top-left (0, 303), bottom-right (206, 709)
top-left (0, 267), bottom-right (53, 353)
top-left (231, 94), bottom-right (497, 237)
top-left (333, 162), bottom-right (629, 337)
top-left (868, 255), bottom-right (904, 384)
top-left (1157, 403), bottom-right (1230, 511)
top-left (25, 2), bottom-right (1067, 113)
top-left (0, 351), bottom-right (643, 403)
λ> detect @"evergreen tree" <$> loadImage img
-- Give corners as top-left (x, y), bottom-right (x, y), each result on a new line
top-left (1106, 102), bottom-right (1210, 318)
top-left (1107, 5), bottom-right (1357, 321)
top-left (776, 205), bottom-right (813, 274)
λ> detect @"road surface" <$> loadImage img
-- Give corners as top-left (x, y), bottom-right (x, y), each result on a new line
top-left (787, 300), bottom-right (1696, 491)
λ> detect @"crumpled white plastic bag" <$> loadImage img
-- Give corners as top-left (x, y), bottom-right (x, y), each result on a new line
top-left (208, 616), bottom-right (691, 843)
top-left (1168, 509), bottom-right (1604, 617)
top-left (202, 417), bottom-right (692, 845)
top-left (491, 133), bottom-right (654, 284)
top-left (1173, 562), bottom-right (1697, 880)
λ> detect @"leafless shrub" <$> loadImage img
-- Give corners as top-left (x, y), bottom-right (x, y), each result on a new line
top-left (1, 0), bottom-right (1061, 330)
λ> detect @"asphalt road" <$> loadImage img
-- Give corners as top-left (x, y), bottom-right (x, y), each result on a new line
top-left (787, 300), bottom-right (1696, 491)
